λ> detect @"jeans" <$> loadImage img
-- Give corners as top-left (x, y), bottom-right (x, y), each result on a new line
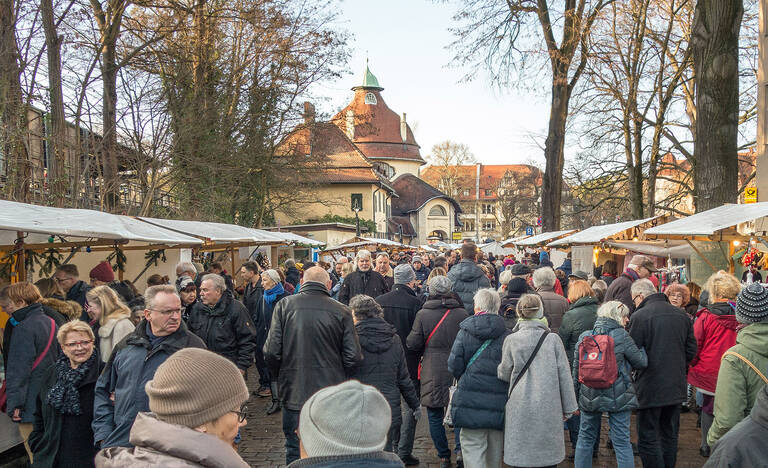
top-left (426, 407), bottom-right (461, 459)
top-left (637, 404), bottom-right (681, 468)
top-left (460, 428), bottom-right (503, 468)
top-left (282, 408), bottom-right (301, 464)
top-left (398, 403), bottom-right (417, 457)
top-left (566, 413), bottom-right (601, 451)
top-left (576, 411), bottom-right (633, 468)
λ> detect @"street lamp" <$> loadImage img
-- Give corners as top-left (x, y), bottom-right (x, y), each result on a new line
top-left (353, 202), bottom-right (361, 237)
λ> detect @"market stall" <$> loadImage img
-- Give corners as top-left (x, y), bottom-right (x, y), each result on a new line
top-left (321, 236), bottom-right (412, 258)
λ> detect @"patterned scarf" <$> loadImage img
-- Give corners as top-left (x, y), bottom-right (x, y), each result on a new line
top-left (46, 352), bottom-right (96, 415)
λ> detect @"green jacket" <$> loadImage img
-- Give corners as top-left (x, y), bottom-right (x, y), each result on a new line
top-left (708, 322), bottom-right (768, 447)
top-left (558, 296), bottom-right (599, 366)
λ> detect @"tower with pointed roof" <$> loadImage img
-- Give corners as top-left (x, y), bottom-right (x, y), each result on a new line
top-left (332, 63), bottom-right (425, 178)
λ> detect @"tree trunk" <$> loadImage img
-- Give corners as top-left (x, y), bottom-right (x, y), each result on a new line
top-left (691, 0), bottom-right (743, 211)
top-left (101, 39), bottom-right (120, 211)
top-left (41, 0), bottom-right (67, 206)
top-left (542, 80), bottom-right (569, 231)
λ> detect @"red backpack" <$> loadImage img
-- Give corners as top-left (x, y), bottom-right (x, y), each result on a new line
top-left (577, 333), bottom-right (618, 389)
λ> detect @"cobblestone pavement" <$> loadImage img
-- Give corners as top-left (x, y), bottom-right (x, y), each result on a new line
top-left (239, 370), bottom-right (706, 468)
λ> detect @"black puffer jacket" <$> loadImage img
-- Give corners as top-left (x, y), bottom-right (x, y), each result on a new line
top-left (407, 296), bottom-right (468, 408)
top-left (242, 279), bottom-right (264, 325)
top-left (338, 269), bottom-right (389, 305)
top-left (264, 282), bottom-right (362, 411)
top-left (376, 284), bottom-right (423, 381)
top-left (499, 277), bottom-right (534, 330)
top-left (353, 317), bottom-right (419, 427)
top-left (285, 267), bottom-right (301, 287)
top-left (187, 292), bottom-right (256, 370)
top-left (447, 259), bottom-right (490, 313)
top-left (572, 317), bottom-right (648, 413)
top-left (448, 313), bottom-right (510, 430)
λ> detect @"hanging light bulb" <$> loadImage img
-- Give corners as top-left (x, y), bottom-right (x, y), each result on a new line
top-left (733, 240), bottom-right (741, 247)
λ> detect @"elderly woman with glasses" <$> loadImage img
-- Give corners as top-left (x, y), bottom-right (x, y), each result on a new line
top-left (29, 320), bottom-right (102, 467)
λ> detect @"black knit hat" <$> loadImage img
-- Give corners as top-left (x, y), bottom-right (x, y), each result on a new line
top-left (736, 282), bottom-right (768, 324)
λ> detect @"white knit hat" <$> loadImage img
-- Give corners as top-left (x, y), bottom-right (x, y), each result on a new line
top-left (298, 380), bottom-right (390, 457)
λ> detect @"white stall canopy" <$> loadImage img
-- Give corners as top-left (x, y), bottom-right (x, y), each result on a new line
top-left (644, 203), bottom-right (768, 239)
top-left (605, 240), bottom-right (693, 258)
top-left (515, 230), bottom-right (577, 247)
top-left (267, 231), bottom-right (325, 247)
top-left (139, 217), bottom-right (282, 245)
top-left (548, 217), bottom-right (660, 247)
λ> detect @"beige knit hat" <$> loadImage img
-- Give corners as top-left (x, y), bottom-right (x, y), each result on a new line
top-left (145, 348), bottom-right (248, 428)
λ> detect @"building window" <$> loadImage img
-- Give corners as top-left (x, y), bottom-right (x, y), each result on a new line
top-left (462, 189), bottom-right (470, 197)
top-left (482, 204), bottom-right (494, 214)
top-left (351, 193), bottom-right (363, 211)
top-left (463, 220), bottom-right (475, 232)
top-left (483, 221), bottom-right (495, 231)
top-left (484, 189), bottom-right (492, 197)
top-left (428, 205), bottom-right (447, 216)
top-left (364, 92), bottom-right (377, 105)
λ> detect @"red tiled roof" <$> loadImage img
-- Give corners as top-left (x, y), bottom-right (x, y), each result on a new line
top-left (420, 164), bottom-right (542, 201)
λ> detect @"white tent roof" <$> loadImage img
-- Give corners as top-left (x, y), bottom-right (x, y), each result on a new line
top-left (419, 244), bottom-right (439, 252)
top-left (606, 240), bottom-right (693, 258)
top-left (549, 217), bottom-right (658, 247)
top-left (479, 241), bottom-right (517, 256)
top-left (500, 235), bottom-right (529, 247)
top-left (0, 200), bottom-right (201, 247)
top-left (645, 203), bottom-right (768, 237)
top-left (139, 217), bottom-right (282, 244)
top-left (323, 237), bottom-right (411, 252)
top-left (268, 231), bottom-right (325, 246)
top-left (515, 230), bottom-right (576, 247)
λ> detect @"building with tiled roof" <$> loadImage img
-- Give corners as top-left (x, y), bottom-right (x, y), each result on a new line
top-left (421, 163), bottom-right (543, 241)
top-left (390, 174), bottom-right (462, 243)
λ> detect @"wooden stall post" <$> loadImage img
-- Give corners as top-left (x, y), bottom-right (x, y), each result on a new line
top-left (16, 231), bottom-right (25, 282)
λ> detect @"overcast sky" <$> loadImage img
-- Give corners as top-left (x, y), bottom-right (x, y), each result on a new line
top-left (312, 0), bottom-right (552, 167)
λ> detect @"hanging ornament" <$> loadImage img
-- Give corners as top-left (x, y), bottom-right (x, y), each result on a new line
top-left (86, 246), bottom-right (92, 253)
top-left (47, 235), bottom-right (54, 243)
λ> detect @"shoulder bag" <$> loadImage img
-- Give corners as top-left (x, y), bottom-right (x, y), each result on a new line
top-left (723, 351), bottom-right (768, 384)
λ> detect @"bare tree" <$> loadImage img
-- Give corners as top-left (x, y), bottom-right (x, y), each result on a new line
top-left (425, 140), bottom-right (476, 198)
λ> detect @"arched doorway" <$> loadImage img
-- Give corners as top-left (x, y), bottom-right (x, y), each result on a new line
top-left (428, 230), bottom-right (447, 242)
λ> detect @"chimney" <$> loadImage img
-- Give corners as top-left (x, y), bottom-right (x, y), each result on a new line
top-left (400, 113), bottom-right (407, 142)
top-left (346, 110), bottom-right (355, 140)
top-left (303, 101), bottom-right (316, 124)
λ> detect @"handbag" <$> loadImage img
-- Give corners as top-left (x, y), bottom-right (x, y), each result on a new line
top-left (444, 338), bottom-right (493, 426)
top-left (417, 309), bottom-right (451, 380)
top-left (0, 317), bottom-right (55, 413)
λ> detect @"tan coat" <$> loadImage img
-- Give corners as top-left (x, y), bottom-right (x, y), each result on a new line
top-left (98, 317), bottom-right (135, 363)
top-left (95, 412), bottom-right (249, 468)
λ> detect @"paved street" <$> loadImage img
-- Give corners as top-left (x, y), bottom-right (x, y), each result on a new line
top-left (239, 370), bottom-right (706, 468)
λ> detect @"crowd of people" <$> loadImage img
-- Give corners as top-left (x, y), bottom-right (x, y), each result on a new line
top-left (0, 242), bottom-right (765, 468)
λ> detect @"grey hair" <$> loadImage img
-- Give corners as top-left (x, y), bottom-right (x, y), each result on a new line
top-left (516, 294), bottom-right (544, 319)
top-left (349, 295), bottom-right (383, 320)
top-left (356, 249), bottom-right (372, 260)
top-left (597, 300), bottom-right (631, 323)
top-left (532, 267), bottom-right (557, 289)
top-left (630, 279), bottom-right (656, 300)
top-left (145, 285), bottom-right (179, 310)
top-left (200, 273), bottom-right (226, 292)
top-left (591, 280), bottom-right (608, 293)
top-left (175, 261), bottom-right (196, 276)
top-left (473, 288), bottom-right (500, 314)
top-left (284, 258), bottom-right (295, 268)
top-left (499, 270), bottom-right (513, 287)
top-left (376, 252), bottom-right (389, 260)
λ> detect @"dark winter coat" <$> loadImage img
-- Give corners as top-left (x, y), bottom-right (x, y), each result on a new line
top-left (558, 296), bottom-right (599, 366)
top-left (498, 277), bottom-right (534, 330)
top-left (600, 274), bottom-right (616, 286)
top-left (376, 284), bottom-right (423, 381)
top-left (688, 302), bottom-right (739, 393)
top-left (92, 320), bottom-right (205, 448)
top-left (285, 266), bottom-right (301, 287)
top-left (287, 451), bottom-right (406, 467)
top-left (67, 280), bottom-right (92, 320)
top-left (5, 303), bottom-right (60, 423)
top-left (406, 296), bottom-right (468, 408)
top-left (337, 269), bottom-right (390, 305)
top-left (446, 259), bottom-right (491, 313)
top-left (537, 286), bottom-right (569, 333)
top-left (353, 317), bottom-right (419, 428)
top-left (572, 317), bottom-right (648, 413)
top-left (29, 354), bottom-right (104, 467)
top-left (413, 265), bottom-right (431, 285)
top-left (264, 281), bottom-right (362, 411)
top-left (242, 279), bottom-right (264, 327)
top-left (704, 385), bottom-right (768, 468)
top-left (2, 303), bottom-right (65, 379)
top-left (187, 292), bottom-right (256, 370)
top-left (629, 293), bottom-right (697, 409)
top-left (604, 272), bottom-right (635, 313)
top-left (447, 313), bottom-right (510, 430)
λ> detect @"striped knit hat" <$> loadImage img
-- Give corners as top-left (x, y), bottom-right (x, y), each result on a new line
top-left (735, 282), bottom-right (768, 324)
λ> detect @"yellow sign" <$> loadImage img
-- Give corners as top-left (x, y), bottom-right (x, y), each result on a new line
top-left (745, 187), bottom-right (758, 204)
top-left (452, 232), bottom-right (462, 240)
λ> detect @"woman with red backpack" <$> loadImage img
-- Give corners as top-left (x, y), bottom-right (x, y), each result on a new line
top-left (572, 301), bottom-right (647, 468)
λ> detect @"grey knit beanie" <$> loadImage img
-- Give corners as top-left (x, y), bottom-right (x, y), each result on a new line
top-left (394, 264), bottom-right (416, 285)
top-left (736, 282), bottom-right (768, 323)
top-left (429, 275), bottom-right (453, 295)
top-left (299, 380), bottom-right (390, 457)
top-left (264, 269), bottom-right (281, 285)
top-left (145, 348), bottom-right (248, 428)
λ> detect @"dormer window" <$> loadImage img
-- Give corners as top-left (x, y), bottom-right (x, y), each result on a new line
top-left (364, 92), bottom-right (377, 105)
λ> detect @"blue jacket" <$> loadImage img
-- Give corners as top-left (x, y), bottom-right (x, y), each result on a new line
top-left (447, 313), bottom-right (510, 430)
top-left (413, 265), bottom-right (431, 284)
top-left (572, 317), bottom-right (648, 413)
top-left (5, 303), bottom-right (60, 423)
top-left (92, 320), bottom-right (205, 448)
top-left (446, 259), bottom-right (490, 313)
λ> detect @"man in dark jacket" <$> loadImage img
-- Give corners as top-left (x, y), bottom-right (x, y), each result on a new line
top-left (188, 274), bottom-right (256, 373)
top-left (375, 264), bottom-right (423, 465)
top-left (499, 264), bottom-right (533, 330)
top-left (284, 259), bottom-right (301, 287)
top-left (92, 285), bottom-right (205, 448)
top-left (54, 264), bottom-right (91, 320)
top-left (447, 243), bottom-right (490, 313)
top-left (264, 266), bottom-right (362, 465)
top-left (629, 279), bottom-right (697, 468)
top-left (605, 254), bottom-right (656, 313)
top-left (704, 384), bottom-right (768, 468)
top-left (412, 256), bottom-right (431, 290)
top-left (209, 262), bottom-right (235, 293)
top-left (240, 261), bottom-right (268, 395)
top-left (338, 249), bottom-right (390, 305)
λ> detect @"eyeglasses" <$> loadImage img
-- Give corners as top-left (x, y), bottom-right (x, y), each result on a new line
top-left (232, 403), bottom-right (248, 423)
top-left (149, 308), bottom-right (182, 316)
top-left (63, 340), bottom-right (93, 349)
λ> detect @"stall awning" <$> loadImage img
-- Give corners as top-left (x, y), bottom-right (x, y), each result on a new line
top-left (605, 240), bottom-right (694, 258)
top-left (139, 217), bottom-right (283, 245)
top-left (500, 235), bottom-right (530, 247)
top-left (515, 230), bottom-right (576, 247)
top-left (268, 231), bottom-right (325, 247)
top-left (549, 217), bottom-right (659, 247)
top-left (323, 237), bottom-right (410, 253)
top-left (0, 200), bottom-right (202, 247)
top-left (644, 203), bottom-right (768, 239)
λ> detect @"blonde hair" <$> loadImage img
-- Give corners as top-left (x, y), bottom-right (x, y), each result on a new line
top-left (705, 270), bottom-right (741, 301)
top-left (341, 263), bottom-right (355, 278)
top-left (57, 319), bottom-right (95, 345)
top-left (427, 267), bottom-right (447, 283)
top-left (87, 285), bottom-right (131, 326)
top-left (568, 280), bottom-right (596, 303)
